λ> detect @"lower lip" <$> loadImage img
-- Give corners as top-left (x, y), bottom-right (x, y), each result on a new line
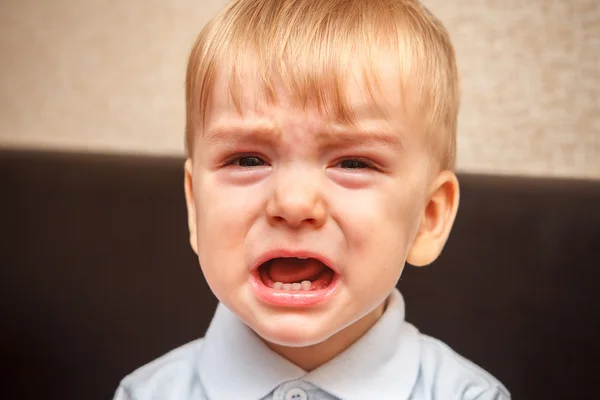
top-left (250, 270), bottom-right (340, 307)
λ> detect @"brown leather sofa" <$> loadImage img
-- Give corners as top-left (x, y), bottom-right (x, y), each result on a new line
top-left (2, 149), bottom-right (599, 400)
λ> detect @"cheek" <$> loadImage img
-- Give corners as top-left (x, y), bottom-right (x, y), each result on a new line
top-left (192, 172), bottom-right (271, 280)
top-left (194, 174), bottom-right (256, 237)
top-left (338, 186), bottom-right (423, 282)
top-left (192, 177), bottom-right (255, 278)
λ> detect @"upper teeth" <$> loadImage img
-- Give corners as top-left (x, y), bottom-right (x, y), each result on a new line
top-left (296, 257), bottom-right (308, 259)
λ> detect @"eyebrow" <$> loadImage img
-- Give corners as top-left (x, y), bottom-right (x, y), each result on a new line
top-left (317, 128), bottom-right (404, 152)
top-left (204, 124), bottom-right (403, 151)
top-left (204, 124), bottom-right (280, 145)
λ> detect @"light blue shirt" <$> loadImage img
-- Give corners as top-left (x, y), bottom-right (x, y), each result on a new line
top-left (114, 289), bottom-right (510, 399)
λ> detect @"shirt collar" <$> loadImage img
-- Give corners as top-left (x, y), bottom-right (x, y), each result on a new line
top-left (197, 289), bottom-right (421, 400)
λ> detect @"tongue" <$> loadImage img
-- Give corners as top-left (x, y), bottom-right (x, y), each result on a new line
top-left (268, 258), bottom-right (326, 283)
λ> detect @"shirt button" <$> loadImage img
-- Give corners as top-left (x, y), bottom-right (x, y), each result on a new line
top-left (285, 387), bottom-right (308, 400)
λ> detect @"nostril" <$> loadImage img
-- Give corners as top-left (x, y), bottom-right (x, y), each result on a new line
top-left (269, 215), bottom-right (317, 226)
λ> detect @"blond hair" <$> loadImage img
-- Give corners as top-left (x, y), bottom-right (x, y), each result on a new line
top-left (185, 0), bottom-right (459, 170)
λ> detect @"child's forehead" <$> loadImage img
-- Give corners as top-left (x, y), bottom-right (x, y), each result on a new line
top-left (204, 57), bottom-right (415, 133)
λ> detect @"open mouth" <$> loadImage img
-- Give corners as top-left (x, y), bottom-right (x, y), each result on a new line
top-left (258, 257), bottom-right (335, 291)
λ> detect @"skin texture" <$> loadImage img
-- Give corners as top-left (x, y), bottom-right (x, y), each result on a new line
top-left (183, 66), bottom-right (460, 371)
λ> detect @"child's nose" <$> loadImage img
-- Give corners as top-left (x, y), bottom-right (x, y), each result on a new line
top-left (265, 168), bottom-right (327, 229)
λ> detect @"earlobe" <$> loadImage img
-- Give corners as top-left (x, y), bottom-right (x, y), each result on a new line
top-left (184, 159), bottom-right (199, 254)
top-left (407, 170), bottom-right (460, 267)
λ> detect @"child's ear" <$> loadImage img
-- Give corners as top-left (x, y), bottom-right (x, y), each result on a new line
top-left (184, 159), bottom-right (199, 254)
top-left (407, 170), bottom-right (460, 267)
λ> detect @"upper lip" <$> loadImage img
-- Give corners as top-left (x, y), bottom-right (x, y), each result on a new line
top-left (251, 249), bottom-right (338, 274)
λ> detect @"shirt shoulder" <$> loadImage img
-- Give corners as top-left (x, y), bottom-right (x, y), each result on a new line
top-left (414, 334), bottom-right (511, 400)
top-left (113, 339), bottom-right (206, 400)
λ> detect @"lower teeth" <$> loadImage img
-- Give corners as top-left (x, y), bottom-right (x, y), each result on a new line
top-left (273, 280), bottom-right (312, 291)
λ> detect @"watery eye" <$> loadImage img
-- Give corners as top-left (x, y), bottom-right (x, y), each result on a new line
top-left (235, 156), bottom-right (265, 167)
top-left (339, 159), bottom-right (369, 169)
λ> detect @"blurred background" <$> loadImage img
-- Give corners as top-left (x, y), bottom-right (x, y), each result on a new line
top-left (1, 0), bottom-right (598, 178)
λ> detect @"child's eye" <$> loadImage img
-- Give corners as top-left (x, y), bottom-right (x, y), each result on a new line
top-left (338, 159), bottom-right (376, 170)
top-left (229, 155), bottom-right (266, 167)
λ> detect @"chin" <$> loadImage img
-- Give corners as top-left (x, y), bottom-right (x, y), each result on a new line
top-left (247, 311), bottom-right (339, 348)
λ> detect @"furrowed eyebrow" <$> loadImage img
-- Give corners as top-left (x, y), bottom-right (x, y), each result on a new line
top-left (316, 129), bottom-right (404, 152)
top-left (204, 123), bottom-right (403, 151)
top-left (204, 124), bottom-right (280, 145)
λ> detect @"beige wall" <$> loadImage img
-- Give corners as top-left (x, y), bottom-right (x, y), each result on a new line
top-left (1, 0), bottom-right (598, 178)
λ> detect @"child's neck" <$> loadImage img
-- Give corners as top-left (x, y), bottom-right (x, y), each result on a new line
top-left (265, 301), bottom-right (386, 371)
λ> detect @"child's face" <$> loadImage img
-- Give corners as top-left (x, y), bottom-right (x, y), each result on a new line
top-left (185, 67), bottom-right (437, 348)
